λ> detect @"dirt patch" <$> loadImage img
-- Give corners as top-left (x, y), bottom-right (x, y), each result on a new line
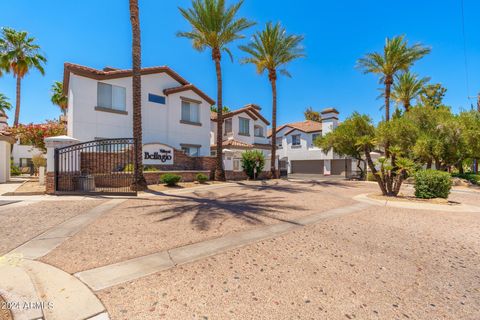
top-left (3, 180), bottom-right (45, 195)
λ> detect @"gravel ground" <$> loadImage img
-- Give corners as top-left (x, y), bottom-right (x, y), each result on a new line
top-left (98, 203), bottom-right (480, 320)
top-left (0, 200), bottom-right (105, 255)
top-left (40, 180), bottom-right (375, 274)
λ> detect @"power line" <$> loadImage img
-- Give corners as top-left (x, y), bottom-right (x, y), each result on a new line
top-left (460, 0), bottom-right (471, 101)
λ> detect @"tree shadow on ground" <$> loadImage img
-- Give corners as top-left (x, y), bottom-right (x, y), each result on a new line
top-left (127, 190), bottom-right (306, 231)
top-left (291, 179), bottom-right (363, 189)
top-left (234, 180), bottom-right (316, 194)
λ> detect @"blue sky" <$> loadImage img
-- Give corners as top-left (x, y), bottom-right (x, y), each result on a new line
top-left (1, 0), bottom-right (479, 126)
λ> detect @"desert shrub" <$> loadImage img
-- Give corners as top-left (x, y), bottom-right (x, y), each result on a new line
top-left (366, 172), bottom-right (376, 181)
top-left (10, 162), bottom-right (21, 176)
top-left (414, 170), bottom-right (452, 199)
top-left (241, 150), bottom-right (265, 179)
top-left (451, 173), bottom-right (480, 185)
top-left (196, 173), bottom-right (208, 184)
top-left (144, 166), bottom-right (158, 172)
top-left (160, 173), bottom-right (181, 186)
top-left (32, 154), bottom-right (47, 169)
top-left (123, 163), bottom-right (134, 172)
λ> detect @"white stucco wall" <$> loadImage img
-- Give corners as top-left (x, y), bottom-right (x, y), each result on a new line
top-left (0, 141), bottom-right (10, 183)
top-left (11, 142), bottom-right (44, 167)
top-left (210, 111), bottom-right (269, 146)
top-left (68, 72), bottom-right (212, 156)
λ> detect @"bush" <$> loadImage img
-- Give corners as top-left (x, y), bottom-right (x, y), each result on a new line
top-left (10, 162), bottom-right (21, 176)
top-left (414, 170), bottom-right (452, 199)
top-left (452, 173), bottom-right (480, 185)
top-left (32, 154), bottom-right (47, 169)
top-left (241, 150), bottom-right (265, 179)
top-left (160, 173), bottom-right (181, 186)
top-left (196, 173), bottom-right (208, 184)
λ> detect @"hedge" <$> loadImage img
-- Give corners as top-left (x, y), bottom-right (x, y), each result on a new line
top-left (414, 170), bottom-right (452, 199)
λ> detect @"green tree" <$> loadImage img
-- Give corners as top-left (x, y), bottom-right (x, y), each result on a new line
top-left (391, 72), bottom-right (430, 111)
top-left (50, 81), bottom-right (68, 116)
top-left (210, 105), bottom-right (230, 113)
top-left (129, 0), bottom-right (147, 190)
top-left (240, 22), bottom-right (305, 177)
top-left (241, 150), bottom-right (265, 179)
top-left (0, 27), bottom-right (47, 126)
top-left (418, 83), bottom-right (447, 109)
top-left (304, 106), bottom-right (320, 122)
top-left (178, 0), bottom-right (254, 181)
top-left (459, 111), bottom-right (480, 173)
top-left (357, 35), bottom-right (430, 121)
top-left (0, 93), bottom-right (12, 114)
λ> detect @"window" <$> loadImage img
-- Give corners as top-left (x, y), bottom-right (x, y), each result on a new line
top-left (276, 137), bottom-right (283, 148)
top-left (181, 145), bottom-right (200, 157)
top-left (311, 133), bottom-right (321, 146)
top-left (148, 94), bottom-right (166, 104)
top-left (292, 134), bottom-right (301, 146)
top-left (97, 82), bottom-right (126, 111)
top-left (19, 158), bottom-right (33, 168)
top-left (254, 125), bottom-right (264, 137)
top-left (233, 159), bottom-right (241, 171)
top-left (224, 118), bottom-right (232, 135)
top-left (239, 117), bottom-right (250, 135)
top-left (181, 101), bottom-right (200, 123)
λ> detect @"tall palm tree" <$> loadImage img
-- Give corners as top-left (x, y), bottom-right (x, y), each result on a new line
top-left (391, 72), bottom-right (430, 112)
top-left (240, 22), bottom-right (304, 177)
top-left (178, 0), bottom-right (254, 181)
top-left (357, 35), bottom-right (430, 121)
top-left (129, 0), bottom-right (147, 190)
top-left (50, 81), bottom-right (68, 115)
top-left (0, 93), bottom-right (12, 114)
top-left (0, 27), bottom-right (47, 126)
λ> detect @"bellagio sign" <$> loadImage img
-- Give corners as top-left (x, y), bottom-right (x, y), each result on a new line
top-left (143, 143), bottom-right (174, 165)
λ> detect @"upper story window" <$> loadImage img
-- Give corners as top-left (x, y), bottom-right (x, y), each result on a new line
top-left (254, 125), bottom-right (264, 137)
top-left (97, 82), bottom-right (126, 111)
top-left (224, 118), bottom-right (232, 135)
top-left (181, 144), bottom-right (200, 157)
top-left (181, 100), bottom-right (200, 124)
top-left (292, 134), bottom-right (301, 146)
top-left (276, 137), bottom-right (283, 148)
top-left (311, 133), bottom-right (321, 146)
top-left (239, 117), bottom-right (250, 136)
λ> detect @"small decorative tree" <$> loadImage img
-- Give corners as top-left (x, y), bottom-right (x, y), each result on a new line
top-left (241, 150), bottom-right (265, 180)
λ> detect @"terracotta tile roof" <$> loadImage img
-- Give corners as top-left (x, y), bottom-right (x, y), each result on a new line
top-left (210, 104), bottom-right (270, 125)
top-left (321, 107), bottom-right (339, 114)
top-left (267, 120), bottom-right (322, 137)
top-left (163, 84), bottom-right (214, 105)
top-left (63, 63), bottom-right (214, 104)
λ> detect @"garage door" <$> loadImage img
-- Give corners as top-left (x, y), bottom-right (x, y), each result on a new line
top-left (331, 159), bottom-right (348, 175)
top-left (291, 160), bottom-right (324, 174)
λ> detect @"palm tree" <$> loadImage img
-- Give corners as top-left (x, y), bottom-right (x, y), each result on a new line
top-left (391, 72), bottom-right (430, 112)
top-left (0, 93), bottom-right (12, 114)
top-left (240, 22), bottom-right (305, 177)
top-left (129, 0), bottom-right (147, 190)
top-left (357, 35), bottom-right (430, 121)
top-left (178, 0), bottom-right (254, 181)
top-left (50, 81), bottom-right (68, 115)
top-left (0, 27), bottom-right (47, 126)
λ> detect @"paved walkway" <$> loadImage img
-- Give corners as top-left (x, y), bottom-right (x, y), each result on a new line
top-left (75, 202), bottom-right (372, 291)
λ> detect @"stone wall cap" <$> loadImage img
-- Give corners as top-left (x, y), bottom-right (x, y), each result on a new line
top-left (44, 135), bottom-right (79, 142)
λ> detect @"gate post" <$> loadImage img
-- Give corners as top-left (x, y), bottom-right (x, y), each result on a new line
top-left (44, 135), bottom-right (79, 194)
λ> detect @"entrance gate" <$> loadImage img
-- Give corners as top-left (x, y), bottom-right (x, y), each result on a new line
top-left (54, 138), bottom-right (137, 195)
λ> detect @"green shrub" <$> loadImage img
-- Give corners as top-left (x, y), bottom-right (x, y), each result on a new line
top-left (241, 150), bottom-right (265, 179)
top-left (10, 162), bottom-right (21, 176)
top-left (160, 173), bottom-right (181, 186)
top-left (144, 166), bottom-right (158, 172)
top-left (196, 173), bottom-right (208, 184)
top-left (452, 173), bottom-right (480, 185)
top-left (123, 163), bottom-right (134, 172)
top-left (32, 154), bottom-right (47, 169)
top-left (366, 172), bottom-right (376, 181)
top-left (414, 170), bottom-right (452, 199)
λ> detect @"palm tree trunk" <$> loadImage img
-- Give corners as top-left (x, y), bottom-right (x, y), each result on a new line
top-left (384, 78), bottom-right (392, 121)
top-left (269, 70), bottom-right (278, 178)
top-left (129, 0), bottom-right (147, 191)
top-left (404, 100), bottom-right (410, 112)
top-left (364, 146), bottom-right (388, 195)
top-left (14, 76), bottom-right (21, 126)
top-left (213, 49), bottom-right (226, 181)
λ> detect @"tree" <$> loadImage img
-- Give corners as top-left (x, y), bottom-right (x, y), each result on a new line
top-left (0, 27), bottom-right (47, 126)
top-left (0, 93), bottom-right (12, 114)
top-left (357, 35), bottom-right (430, 121)
top-left (210, 105), bottom-right (230, 113)
top-left (178, 0), bottom-right (254, 181)
top-left (418, 83), bottom-right (447, 109)
top-left (391, 72), bottom-right (430, 112)
top-left (240, 22), bottom-right (304, 177)
top-left (50, 81), bottom-right (68, 115)
top-left (8, 120), bottom-right (66, 152)
top-left (304, 106), bottom-right (320, 121)
top-left (129, 0), bottom-right (147, 190)
top-left (315, 112), bottom-right (368, 178)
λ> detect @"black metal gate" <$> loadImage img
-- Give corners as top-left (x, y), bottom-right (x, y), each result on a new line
top-left (54, 138), bottom-right (137, 195)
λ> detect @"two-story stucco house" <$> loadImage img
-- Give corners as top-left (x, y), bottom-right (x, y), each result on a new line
top-left (63, 63), bottom-right (214, 156)
top-left (272, 108), bottom-right (353, 175)
top-left (210, 104), bottom-right (272, 172)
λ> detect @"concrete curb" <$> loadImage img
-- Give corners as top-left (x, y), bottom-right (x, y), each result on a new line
top-left (353, 193), bottom-right (480, 212)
